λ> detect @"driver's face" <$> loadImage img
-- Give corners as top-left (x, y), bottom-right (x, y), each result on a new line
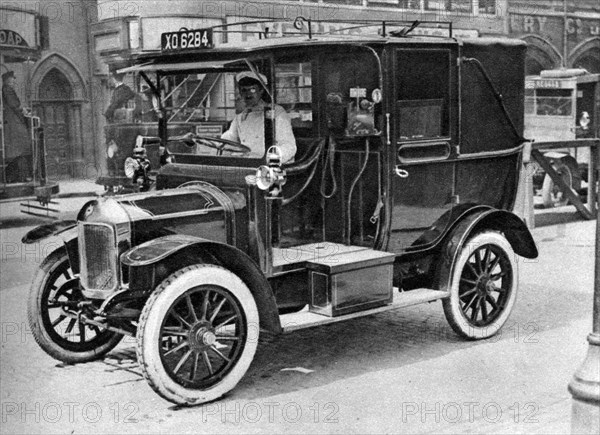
top-left (239, 84), bottom-right (263, 108)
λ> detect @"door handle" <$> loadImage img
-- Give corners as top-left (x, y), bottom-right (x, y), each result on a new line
top-left (395, 166), bottom-right (409, 178)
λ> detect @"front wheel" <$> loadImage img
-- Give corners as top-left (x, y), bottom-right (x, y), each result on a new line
top-left (27, 249), bottom-right (123, 363)
top-left (443, 231), bottom-right (518, 339)
top-left (136, 265), bottom-right (259, 405)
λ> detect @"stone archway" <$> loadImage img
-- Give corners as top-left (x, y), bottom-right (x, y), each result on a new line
top-left (31, 53), bottom-right (87, 179)
top-left (521, 35), bottom-right (562, 75)
top-left (570, 37), bottom-right (600, 73)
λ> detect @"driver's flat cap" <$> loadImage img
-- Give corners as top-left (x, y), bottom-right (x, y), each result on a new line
top-left (236, 71), bottom-right (268, 86)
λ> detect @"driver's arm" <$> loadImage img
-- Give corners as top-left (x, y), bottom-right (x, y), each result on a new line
top-left (221, 115), bottom-right (240, 142)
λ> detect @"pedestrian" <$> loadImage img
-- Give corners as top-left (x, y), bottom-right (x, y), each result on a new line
top-left (221, 71), bottom-right (296, 163)
top-left (133, 84), bottom-right (160, 123)
top-left (104, 72), bottom-right (135, 123)
top-left (2, 70), bottom-right (33, 183)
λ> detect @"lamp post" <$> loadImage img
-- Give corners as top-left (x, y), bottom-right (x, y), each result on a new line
top-left (562, 0), bottom-right (568, 67)
top-left (568, 145), bottom-right (600, 433)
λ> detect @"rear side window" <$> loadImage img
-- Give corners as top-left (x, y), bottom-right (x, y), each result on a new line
top-left (396, 49), bottom-right (451, 140)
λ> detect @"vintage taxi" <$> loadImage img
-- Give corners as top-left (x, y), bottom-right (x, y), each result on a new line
top-left (23, 19), bottom-right (538, 405)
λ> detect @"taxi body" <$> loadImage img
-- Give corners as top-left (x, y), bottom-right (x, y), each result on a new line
top-left (24, 20), bottom-right (537, 405)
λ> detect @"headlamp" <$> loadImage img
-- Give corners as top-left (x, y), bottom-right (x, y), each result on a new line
top-left (124, 157), bottom-right (140, 179)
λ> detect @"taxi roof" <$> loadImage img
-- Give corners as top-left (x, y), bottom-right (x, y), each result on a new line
top-left (125, 33), bottom-right (452, 74)
top-left (123, 30), bottom-right (526, 74)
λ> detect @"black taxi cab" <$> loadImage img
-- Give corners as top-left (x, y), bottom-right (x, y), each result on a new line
top-left (23, 19), bottom-right (538, 406)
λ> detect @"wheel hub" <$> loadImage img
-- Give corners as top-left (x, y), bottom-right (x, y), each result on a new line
top-left (198, 329), bottom-right (216, 346)
top-left (188, 322), bottom-right (216, 351)
top-left (477, 275), bottom-right (492, 295)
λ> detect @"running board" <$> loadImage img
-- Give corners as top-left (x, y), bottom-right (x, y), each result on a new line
top-left (280, 288), bottom-right (449, 333)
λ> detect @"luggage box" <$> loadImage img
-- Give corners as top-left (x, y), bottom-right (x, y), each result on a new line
top-left (307, 249), bottom-right (395, 317)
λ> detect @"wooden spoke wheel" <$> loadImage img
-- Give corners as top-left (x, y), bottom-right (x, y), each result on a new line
top-left (443, 232), bottom-right (517, 339)
top-left (136, 265), bottom-right (259, 405)
top-left (27, 249), bottom-right (122, 363)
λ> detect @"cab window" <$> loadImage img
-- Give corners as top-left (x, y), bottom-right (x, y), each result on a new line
top-left (275, 62), bottom-right (313, 132)
top-left (396, 50), bottom-right (451, 140)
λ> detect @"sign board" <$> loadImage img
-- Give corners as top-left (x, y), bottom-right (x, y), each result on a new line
top-left (195, 124), bottom-right (223, 137)
top-left (161, 28), bottom-right (213, 51)
top-left (0, 8), bottom-right (37, 51)
top-left (0, 29), bottom-right (29, 47)
top-left (527, 79), bottom-right (576, 90)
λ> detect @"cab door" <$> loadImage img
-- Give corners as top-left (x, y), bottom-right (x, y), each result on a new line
top-left (388, 48), bottom-right (457, 253)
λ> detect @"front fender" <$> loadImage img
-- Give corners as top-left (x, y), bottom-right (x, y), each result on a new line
top-left (435, 208), bottom-right (537, 292)
top-left (122, 235), bottom-right (282, 334)
top-left (22, 221), bottom-right (80, 274)
top-left (22, 220), bottom-right (77, 244)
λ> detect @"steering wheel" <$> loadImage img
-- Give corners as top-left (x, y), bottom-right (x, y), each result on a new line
top-left (171, 133), bottom-right (251, 155)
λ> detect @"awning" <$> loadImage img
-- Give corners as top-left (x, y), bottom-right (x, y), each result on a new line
top-left (118, 59), bottom-right (246, 74)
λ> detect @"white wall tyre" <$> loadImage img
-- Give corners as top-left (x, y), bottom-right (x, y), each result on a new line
top-left (27, 249), bottom-right (122, 363)
top-left (443, 231), bottom-right (518, 340)
top-left (541, 163), bottom-right (573, 208)
top-left (136, 265), bottom-right (259, 406)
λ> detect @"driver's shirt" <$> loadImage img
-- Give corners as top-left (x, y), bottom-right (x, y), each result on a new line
top-left (221, 100), bottom-right (297, 163)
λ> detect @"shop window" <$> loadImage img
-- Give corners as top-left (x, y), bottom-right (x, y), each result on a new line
top-left (398, 1), bottom-right (421, 9)
top-left (425, 0), bottom-right (472, 13)
top-left (321, 0), bottom-right (363, 5)
top-left (479, 0), bottom-right (496, 14)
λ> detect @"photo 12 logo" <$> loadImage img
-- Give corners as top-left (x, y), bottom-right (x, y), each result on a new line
top-left (1, 401), bottom-right (139, 424)
top-left (401, 401), bottom-right (539, 424)
top-left (200, 401), bottom-right (340, 424)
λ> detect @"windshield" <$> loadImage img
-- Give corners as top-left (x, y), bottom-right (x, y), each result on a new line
top-left (525, 88), bottom-right (573, 117)
top-left (138, 59), bottom-right (313, 161)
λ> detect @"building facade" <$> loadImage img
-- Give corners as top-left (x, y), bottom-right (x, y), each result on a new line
top-left (508, 0), bottom-right (600, 74)
top-left (2, 1), bottom-right (598, 184)
top-left (1, 1), bottom-right (103, 182)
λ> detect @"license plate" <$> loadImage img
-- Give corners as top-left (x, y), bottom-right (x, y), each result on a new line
top-left (161, 28), bottom-right (213, 51)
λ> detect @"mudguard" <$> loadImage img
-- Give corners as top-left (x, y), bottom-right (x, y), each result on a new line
top-left (122, 234), bottom-right (282, 334)
top-left (436, 208), bottom-right (538, 292)
top-left (21, 220), bottom-right (80, 274)
top-left (21, 220), bottom-right (77, 244)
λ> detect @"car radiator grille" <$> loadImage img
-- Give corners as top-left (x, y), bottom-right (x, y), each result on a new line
top-left (79, 223), bottom-right (118, 292)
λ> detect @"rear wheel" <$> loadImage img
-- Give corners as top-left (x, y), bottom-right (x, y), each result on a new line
top-left (443, 231), bottom-right (517, 339)
top-left (27, 249), bottom-right (122, 363)
top-left (541, 162), bottom-right (574, 208)
top-left (136, 265), bottom-right (259, 405)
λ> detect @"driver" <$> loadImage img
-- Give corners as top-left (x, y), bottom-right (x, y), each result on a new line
top-left (221, 71), bottom-right (296, 163)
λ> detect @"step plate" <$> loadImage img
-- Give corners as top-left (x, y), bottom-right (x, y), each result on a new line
top-left (281, 288), bottom-right (449, 333)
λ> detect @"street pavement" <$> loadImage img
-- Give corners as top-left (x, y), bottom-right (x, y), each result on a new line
top-left (0, 181), bottom-right (597, 434)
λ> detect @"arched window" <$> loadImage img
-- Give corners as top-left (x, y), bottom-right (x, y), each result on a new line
top-left (573, 51), bottom-right (600, 74)
top-left (525, 58), bottom-right (546, 76)
top-left (39, 68), bottom-right (73, 100)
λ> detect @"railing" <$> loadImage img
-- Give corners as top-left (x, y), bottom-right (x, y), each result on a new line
top-left (531, 139), bottom-right (599, 220)
top-left (206, 17), bottom-right (453, 40)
